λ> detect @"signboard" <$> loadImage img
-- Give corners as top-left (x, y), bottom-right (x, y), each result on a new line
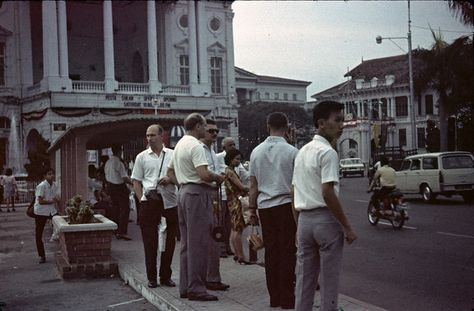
top-left (105, 94), bottom-right (176, 109)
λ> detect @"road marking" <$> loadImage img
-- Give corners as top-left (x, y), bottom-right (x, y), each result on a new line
top-left (356, 200), bottom-right (369, 203)
top-left (378, 221), bottom-right (418, 230)
top-left (437, 231), bottom-right (474, 239)
top-left (107, 298), bottom-right (144, 308)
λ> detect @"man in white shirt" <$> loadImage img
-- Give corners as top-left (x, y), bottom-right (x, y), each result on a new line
top-left (34, 168), bottom-right (60, 263)
top-left (200, 119), bottom-right (230, 292)
top-left (167, 113), bottom-right (224, 302)
top-left (216, 137), bottom-right (249, 256)
top-left (131, 124), bottom-right (178, 289)
top-left (248, 112), bottom-right (298, 309)
top-left (105, 145), bottom-right (132, 240)
top-left (292, 101), bottom-right (357, 311)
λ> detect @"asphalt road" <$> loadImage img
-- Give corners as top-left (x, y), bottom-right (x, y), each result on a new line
top-left (338, 176), bottom-right (474, 311)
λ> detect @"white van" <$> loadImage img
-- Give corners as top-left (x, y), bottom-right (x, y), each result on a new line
top-left (396, 152), bottom-right (474, 203)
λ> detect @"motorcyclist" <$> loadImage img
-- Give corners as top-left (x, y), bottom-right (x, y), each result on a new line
top-left (368, 156), bottom-right (396, 213)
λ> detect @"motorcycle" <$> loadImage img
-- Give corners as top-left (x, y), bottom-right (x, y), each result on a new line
top-left (367, 188), bottom-right (409, 230)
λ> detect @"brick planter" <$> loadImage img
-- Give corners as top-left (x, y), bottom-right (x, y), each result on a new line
top-left (52, 214), bottom-right (118, 279)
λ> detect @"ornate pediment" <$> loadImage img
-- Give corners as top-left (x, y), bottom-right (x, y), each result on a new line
top-left (0, 25), bottom-right (13, 39)
top-left (207, 41), bottom-right (226, 54)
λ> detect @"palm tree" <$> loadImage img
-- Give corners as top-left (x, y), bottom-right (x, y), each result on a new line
top-left (448, 0), bottom-right (474, 26)
top-left (414, 30), bottom-right (473, 151)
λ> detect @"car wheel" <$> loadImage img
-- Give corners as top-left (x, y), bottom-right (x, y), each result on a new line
top-left (421, 184), bottom-right (436, 203)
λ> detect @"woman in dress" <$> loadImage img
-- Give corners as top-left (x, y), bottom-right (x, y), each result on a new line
top-left (2, 168), bottom-right (17, 212)
top-left (224, 149), bottom-right (250, 264)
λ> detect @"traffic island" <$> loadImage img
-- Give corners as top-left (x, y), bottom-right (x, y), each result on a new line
top-left (52, 214), bottom-right (118, 279)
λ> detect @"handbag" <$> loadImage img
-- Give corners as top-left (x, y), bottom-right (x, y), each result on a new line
top-left (26, 197), bottom-right (36, 218)
top-left (247, 225), bottom-right (264, 251)
top-left (211, 188), bottom-right (225, 242)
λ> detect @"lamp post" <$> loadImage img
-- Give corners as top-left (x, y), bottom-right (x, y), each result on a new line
top-left (376, 0), bottom-right (416, 150)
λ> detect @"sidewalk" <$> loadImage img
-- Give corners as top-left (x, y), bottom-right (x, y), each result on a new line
top-left (113, 215), bottom-right (388, 311)
top-left (0, 204), bottom-right (387, 311)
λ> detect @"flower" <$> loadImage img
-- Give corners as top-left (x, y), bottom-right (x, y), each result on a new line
top-left (66, 194), bottom-right (95, 224)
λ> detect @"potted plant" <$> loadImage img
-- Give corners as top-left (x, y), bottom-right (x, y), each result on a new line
top-left (52, 195), bottom-right (118, 279)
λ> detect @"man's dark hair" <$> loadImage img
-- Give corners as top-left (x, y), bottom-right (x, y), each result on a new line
top-left (206, 119), bottom-right (217, 126)
top-left (267, 112), bottom-right (289, 130)
top-left (111, 144), bottom-right (121, 155)
top-left (224, 149), bottom-right (242, 166)
top-left (5, 168), bottom-right (12, 176)
top-left (184, 113), bottom-right (205, 131)
top-left (380, 156), bottom-right (390, 166)
top-left (44, 167), bottom-right (55, 176)
top-left (313, 101), bottom-right (344, 128)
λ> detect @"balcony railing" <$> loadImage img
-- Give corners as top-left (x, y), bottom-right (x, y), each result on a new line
top-left (118, 82), bottom-right (149, 93)
top-left (72, 81), bottom-right (105, 92)
top-left (162, 85), bottom-right (190, 94)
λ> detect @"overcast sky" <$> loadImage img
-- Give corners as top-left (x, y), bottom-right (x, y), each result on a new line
top-left (232, 0), bottom-right (474, 100)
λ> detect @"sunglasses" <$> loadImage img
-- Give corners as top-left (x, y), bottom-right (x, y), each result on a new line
top-left (207, 129), bottom-right (219, 134)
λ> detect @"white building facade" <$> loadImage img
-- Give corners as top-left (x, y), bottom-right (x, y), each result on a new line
top-left (0, 0), bottom-right (241, 173)
top-left (234, 67), bottom-right (310, 107)
top-left (313, 54), bottom-right (439, 165)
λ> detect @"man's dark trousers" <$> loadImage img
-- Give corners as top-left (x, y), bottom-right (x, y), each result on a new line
top-left (139, 198), bottom-right (164, 283)
top-left (107, 183), bottom-right (130, 235)
top-left (259, 203), bottom-right (297, 308)
top-left (159, 206), bottom-right (178, 282)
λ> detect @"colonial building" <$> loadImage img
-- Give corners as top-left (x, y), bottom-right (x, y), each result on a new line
top-left (234, 66), bottom-right (310, 107)
top-left (0, 1), bottom-right (312, 178)
top-left (312, 53), bottom-right (439, 164)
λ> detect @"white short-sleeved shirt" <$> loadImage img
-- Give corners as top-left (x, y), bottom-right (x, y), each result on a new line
top-left (249, 136), bottom-right (298, 209)
top-left (104, 155), bottom-right (128, 185)
top-left (131, 147), bottom-right (177, 208)
top-left (292, 135), bottom-right (340, 211)
top-left (34, 180), bottom-right (59, 216)
top-left (168, 135), bottom-right (209, 185)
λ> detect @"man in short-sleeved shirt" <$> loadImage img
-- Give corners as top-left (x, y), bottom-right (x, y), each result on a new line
top-left (131, 124), bottom-right (178, 288)
top-left (248, 112), bottom-right (298, 309)
top-left (167, 113), bottom-right (224, 302)
top-left (292, 101), bottom-right (357, 311)
top-left (105, 145), bottom-right (132, 240)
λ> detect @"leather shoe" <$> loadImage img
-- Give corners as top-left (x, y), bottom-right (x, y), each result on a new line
top-left (39, 257), bottom-right (46, 264)
top-left (160, 279), bottom-right (176, 287)
top-left (116, 234), bottom-right (132, 241)
top-left (147, 281), bottom-right (158, 288)
top-left (187, 293), bottom-right (218, 301)
top-left (180, 293), bottom-right (187, 298)
top-left (206, 282), bottom-right (230, 291)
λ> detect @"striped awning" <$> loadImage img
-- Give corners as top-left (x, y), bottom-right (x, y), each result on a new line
top-left (170, 125), bottom-right (186, 138)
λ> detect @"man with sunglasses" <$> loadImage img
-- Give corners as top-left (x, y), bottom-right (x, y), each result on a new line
top-left (200, 119), bottom-right (230, 292)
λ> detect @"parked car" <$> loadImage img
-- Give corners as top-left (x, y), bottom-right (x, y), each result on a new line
top-left (339, 158), bottom-right (365, 177)
top-left (395, 152), bottom-right (474, 203)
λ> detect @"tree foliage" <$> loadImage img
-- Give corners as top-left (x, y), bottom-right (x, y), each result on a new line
top-left (448, 0), bottom-right (474, 26)
top-left (414, 32), bottom-right (473, 151)
top-left (238, 102), bottom-right (312, 159)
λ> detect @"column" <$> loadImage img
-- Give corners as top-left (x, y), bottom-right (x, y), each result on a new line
top-left (188, 1), bottom-right (199, 96)
top-left (41, 0), bottom-right (61, 91)
top-left (103, 0), bottom-right (117, 92)
top-left (196, 1), bottom-right (210, 95)
top-left (225, 10), bottom-right (236, 105)
top-left (57, 0), bottom-right (71, 90)
top-left (147, 0), bottom-right (161, 93)
top-left (391, 97), bottom-right (396, 118)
